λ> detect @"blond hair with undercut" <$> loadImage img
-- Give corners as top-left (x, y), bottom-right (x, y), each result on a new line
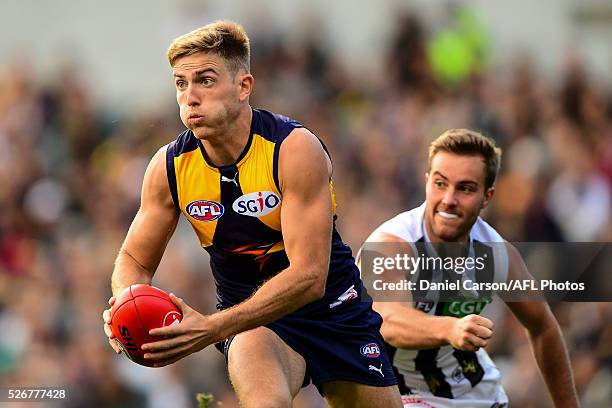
top-left (167, 20), bottom-right (250, 75)
top-left (428, 129), bottom-right (502, 189)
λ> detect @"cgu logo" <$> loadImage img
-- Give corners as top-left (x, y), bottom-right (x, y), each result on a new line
top-left (360, 343), bottom-right (381, 358)
top-left (186, 200), bottom-right (224, 222)
top-left (446, 300), bottom-right (490, 317)
top-left (232, 191), bottom-right (281, 217)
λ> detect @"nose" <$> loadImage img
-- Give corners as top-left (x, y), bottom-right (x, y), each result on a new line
top-left (441, 186), bottom-right (458, 207)
top-left (185, 83), bottom-right (200, 107)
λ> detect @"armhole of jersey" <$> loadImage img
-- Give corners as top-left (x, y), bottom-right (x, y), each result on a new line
top-left (272, 126), bottom-right (331, 193)
top-left (165, 143), bottom-right (180, 212)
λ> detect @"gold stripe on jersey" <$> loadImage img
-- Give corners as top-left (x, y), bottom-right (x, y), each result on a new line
top-left (237, 133), bottom-right (282, 231)
top-left (329, 179), bottom-right (338, 215)
top-left (174, 148), bottom-right (220, 248)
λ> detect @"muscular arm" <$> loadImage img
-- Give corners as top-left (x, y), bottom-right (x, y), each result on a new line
top-left (504, 243), bottom-right (579, 408)
top-left (111, 146), bottom-right (180, 296)
top-left (210, 128), bottom-right (332, 338)
top-left (375, 302), bottom-right (469, 349)
top-left (366, 232), bottom-right (492, 351)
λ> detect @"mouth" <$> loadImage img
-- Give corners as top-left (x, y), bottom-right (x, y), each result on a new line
top-left (187, 114), bottom-right (205, 125)
top-left (437, 211), bottom-right (459, 220)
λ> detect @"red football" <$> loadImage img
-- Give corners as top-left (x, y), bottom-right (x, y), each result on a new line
top-left (110, 284), bottom-right (182, 366)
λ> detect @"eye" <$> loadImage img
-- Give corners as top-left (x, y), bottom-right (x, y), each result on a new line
top-left (434, 180), bottom-right (446, 188)
top-left (459, 185), bottom-right (476, 193)
top-left (202, 77), bottom-right (215, 86)
top-left (176, 80), bottom-right (187, 89)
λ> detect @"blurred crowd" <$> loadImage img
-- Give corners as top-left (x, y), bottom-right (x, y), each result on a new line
top-left (1, 8), bottom-right (611, 408)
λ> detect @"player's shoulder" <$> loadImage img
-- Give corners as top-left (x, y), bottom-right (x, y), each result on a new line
top-left (166, 128), bottom-right (198, 158)
top-left (151, 131), bottom-right (194, 208)
top-left (369, 203), bottom-right (427, 243)
top-left (276, 126), bottom-right (331, 191)
top-left (140, 143), bottom-right (175, 205)
top-left (471, 216), bottom-right (505, 243)
top-left (251, 108), bottom-right (304, 143)
top-left (471, 217), bottom-right (511, 283)
top-left (253, 108), bottom-right (330, 161)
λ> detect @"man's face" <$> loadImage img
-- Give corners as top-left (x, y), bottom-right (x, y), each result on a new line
top-left (424, 151), bottom-right (494, 243)
top-left (172, 52), bottom-right (251, 139)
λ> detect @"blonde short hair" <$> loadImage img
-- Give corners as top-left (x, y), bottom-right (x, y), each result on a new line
top-left (428, 129), bottom-right (502, 189)
top-left (167, 20), bottom-right (250, 75)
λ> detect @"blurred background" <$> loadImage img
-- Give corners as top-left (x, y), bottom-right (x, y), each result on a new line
top-left (1, 0), bottom-right (612, 407)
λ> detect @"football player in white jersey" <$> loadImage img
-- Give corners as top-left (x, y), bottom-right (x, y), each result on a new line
top-left (360, 129), bottom-right (579, 408)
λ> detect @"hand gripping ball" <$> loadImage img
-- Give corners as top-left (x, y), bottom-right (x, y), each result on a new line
top-left (110, 284), bottom-right (182, 366)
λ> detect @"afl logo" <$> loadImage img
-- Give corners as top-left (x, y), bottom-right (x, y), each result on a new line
top-left (186, 200), bottom-right (224, 222)
top-left (163, 311), bottom-right (182, 327)
top-left (232, 191), bottom-right (280, 217)
top-left (360, 343), bottom-right (380, 358)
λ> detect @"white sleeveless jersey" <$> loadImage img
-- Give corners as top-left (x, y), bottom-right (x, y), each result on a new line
top-left (372, 203), bottom-right (509, 405)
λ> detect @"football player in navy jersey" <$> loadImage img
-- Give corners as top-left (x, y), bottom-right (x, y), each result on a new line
top-left (102, 20), bottom-right (401, 407)
top-left (361, 129), bottom-right (579, 408)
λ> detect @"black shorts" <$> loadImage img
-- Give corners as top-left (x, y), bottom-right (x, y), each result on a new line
top-left (215, 293), bottom-right (397, 395)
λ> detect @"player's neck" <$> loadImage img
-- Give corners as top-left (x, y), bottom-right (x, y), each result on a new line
top-left (424, 218), bottom-right (470, 245)
top-left (428, 234), bottom-right (471, 260)
top-left (201, 106), bottom-right (252, 167)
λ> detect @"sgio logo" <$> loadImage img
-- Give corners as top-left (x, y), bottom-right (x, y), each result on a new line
top-left (232, 191), bottom-right (280, 217)
top-left (186, 200), bottom-right (224, 222)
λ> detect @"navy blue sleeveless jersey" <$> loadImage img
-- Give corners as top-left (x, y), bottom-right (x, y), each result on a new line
top-left (166, 108), bottom-right (361, 312)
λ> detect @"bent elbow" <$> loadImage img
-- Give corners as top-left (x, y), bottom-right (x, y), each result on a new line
top-left (307, 278), bottom-right (326, 302)
top-left (303, 269), bottom-right (327, 303)
top-left (378, 313), bottom-right (412, 349)
top-left (379, 320), bottom-right (399, 347)
top-left (312, 282), bottom-right (326, 301)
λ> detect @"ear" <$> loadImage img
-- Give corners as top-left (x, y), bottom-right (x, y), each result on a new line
top-left (424, 172), bottom-right (430, 184)
top-left (481, 187), bottom-right (495, 210)
top-left (238, 73), bottom-right (254, 102)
